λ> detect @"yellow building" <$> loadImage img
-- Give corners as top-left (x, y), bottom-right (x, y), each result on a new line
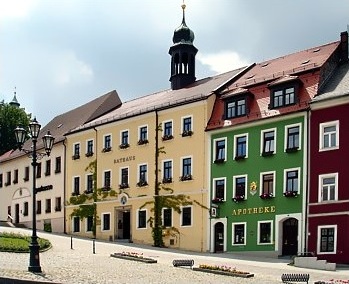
top-left (64, 4), bottom-right (246, 251)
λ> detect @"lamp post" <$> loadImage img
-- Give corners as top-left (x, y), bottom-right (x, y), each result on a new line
top-left (14, 118), bottom-right (55, 273)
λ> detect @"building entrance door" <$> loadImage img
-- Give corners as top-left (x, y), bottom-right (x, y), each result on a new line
top-left (214, 222), bottom-right (224, 253)
top-left (15, 204), bottom-right (20, 224)
top-left (116, 209), bottom-right (131, 240)
top-left (282, 218), bottom-right (298, 256)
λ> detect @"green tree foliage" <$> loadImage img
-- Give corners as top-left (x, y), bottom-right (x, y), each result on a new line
top-left (0, 102), bottom-right (30, 155)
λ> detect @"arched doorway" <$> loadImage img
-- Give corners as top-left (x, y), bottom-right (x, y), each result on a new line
top-left (214, 222), bottom-right (224, 253)
top-left (282, 218), bottom-right (298, 256)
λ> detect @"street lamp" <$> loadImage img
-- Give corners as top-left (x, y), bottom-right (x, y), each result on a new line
top-left (14, 117), bottom-right (55, 273)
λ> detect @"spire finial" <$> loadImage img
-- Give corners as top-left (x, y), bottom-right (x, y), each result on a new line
top-left (181, 0), bottom-right (186, 24)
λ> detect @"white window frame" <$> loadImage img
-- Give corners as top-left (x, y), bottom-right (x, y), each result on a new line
top-left (162, 119), bottom-right (174, 137)
top-left (138, 125), bottom-right (148, 141)
top-left (102, 169), bottom-right (112, 188)
top-left (213, 137), bottom-right (227, 162)
top-left (234, 133), bottom-right (249, 159)
top-left (233, 174), bottom-right (247, 200)
top-left (119, 166), bottom-right (129, 186)
top-left (259, 171), bottom-right (276, 197)
top-left (317, 225), bottom-right (337, 255)
top-left (103, 134), bottom-right (112, 149)
top-left (284, 123), bottom-right (302, 151)
top-left (181, 115), bottom-right (193, 133)
top-left (101, 212), bottom-right (111, 231)
top-left (319, 120), bottom-right (339, 151)
top-left (136, 209), bottom-right (147, 229)
top-left (257, 220), bottom-right (273, 245)
top-left (72, 176), bottom-right (80, 194)
top-left (180, 156), bottom-right (193, 179)
top-left (283, 167), bottom-right (301, 194)
top-left (162, 159), bottom-right (173, 181)
top-left (86, 173), bottom-right (93, 192)
top-left (318, 173), bottom-right (338, 202)
top-left (232, 222), bottom-right (247, 246)
top-left (86, 216), bottom-right (93, 233)
top-left (72, 216), bottom-right (80, 233)
top-left (73, 142), bottom-right (80, 156)
top-left (137, 163), bottom-right (148, 185)
top-left (180, 205), bottom-right (193, 227)
top-left (120, 129), bottom-right (129, 145)
top-left (162, 207), bottom-right (173, 228)
top-left (212, 177), bottom-right (226, 201)
top-left (86, 139), bottom-right (94, 154)
top-left (260, 128), bottom-right (277, 155)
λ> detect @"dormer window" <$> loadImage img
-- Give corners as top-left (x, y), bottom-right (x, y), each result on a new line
top-left (268, 76), bottom-right (300, 109)
top-left (226, 98), bottom-right (246, 119)
top-left (272, 87), bottom-right (295, 108)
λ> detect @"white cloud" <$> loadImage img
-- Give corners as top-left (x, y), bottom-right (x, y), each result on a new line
top-left (53, 51), bottom-right (94, 86)
top-left (0, 0), bottom-right (38, 20)
top-left (197, 51), bottom-right (250, 74)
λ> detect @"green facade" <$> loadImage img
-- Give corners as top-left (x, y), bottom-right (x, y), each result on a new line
top-left (210, 114), bottom-right (306, 256)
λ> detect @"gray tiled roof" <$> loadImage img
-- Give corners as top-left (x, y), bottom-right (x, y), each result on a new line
top-left (313, 62), bottom-right (349, 103)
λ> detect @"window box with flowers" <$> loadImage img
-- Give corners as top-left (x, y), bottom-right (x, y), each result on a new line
top-left (137, 180), bottom-right (148, 187)
top-left (180, 174), bottom-right (193, 182)
top-left (214, 158), bottom-right (225, 164)
top-left (137, 139), bottom-right (149, 146)
top-left (102, 147), bottom-right (112, 153)
top-left (286, 147), bottom-right (299, 153)
top-left (262, 151), bottom-right (274, 157)
top-left (84, 189), bottom-right (93, 194)
top-left (72, 192), bottom-right (80, 196)
top-left (102, 186), bottom-right (111, 192)
top-left (193, 264), bottom-right (254, 278)
top-left (260, 193), bottom-right (274, 199)
top-left (181, 130), bottom-right (193, 137)
top-left (233, 195), bottom-right (245, 203)
top-left (212, 197), bottom-right (224, 204)
top-left (111, 252), bottom-right (157, 264)
top-left (283, 191), bottom-right (298, 197)
top-left (72, 154), bottom-right (80, 160)
top-left (162, 177), bottom-right (172, 184)
top-left (119, 143), bottom-right (130, 149)
top-left (85, 152), bottom-right (94, 157)
top-left (234, 155), bottom-right (246, 161)
top-left (162, 135), bottom-right (174, 141)
top-left (119, 183), bottom-right (129, 189)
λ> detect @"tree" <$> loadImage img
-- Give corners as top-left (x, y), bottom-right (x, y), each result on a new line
top-left (0, 101), bottom-right (31, 155)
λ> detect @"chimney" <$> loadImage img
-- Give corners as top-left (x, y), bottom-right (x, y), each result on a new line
top-left (340, 31), bottom-right (348, 63)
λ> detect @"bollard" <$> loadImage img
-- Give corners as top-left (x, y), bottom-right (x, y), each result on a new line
top-left (71, 236), bottom-right (73, 250)
top-left (93, 239), bottom-right (95, 254)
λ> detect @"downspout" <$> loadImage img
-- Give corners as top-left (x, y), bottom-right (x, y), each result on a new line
top-left (63, 139), bottom-right (67, 234)
top-left (304, 109), bottom-right (310, 254)
top-left (93, 127), bottom-right (98, 239)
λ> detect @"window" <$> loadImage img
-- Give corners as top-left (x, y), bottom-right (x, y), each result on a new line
top-left (317, 225), bottom-right (337, 254)
top-left (120, 167), bottom-right (129, 189)
top-left (13, 169), bottom-right (18, 184)
top-left (73, 143), bottom-right (80, 159)
top-left (138, 126), bottom-right (148, 144)
top-left (86, 140), bottom-right (94, 157)
top-left (36, 200), bottom-right (41, 214)
top-left (55, 197), bottom-right (62, 212)
top-left (319, 173), bottom-right (338, 202)
top-left (226, 98), bottom-right (246, 118)
top-left (319, 121), bottom-right (339, 151)
top-left (102, 213), bottom-right (111, 231)
top-left (181, 157), bottom-right (192, 181)
top-left (213, 178), bottom-right (225, 201)
top-left (260, 172), bottom-right (275, 198)
top-left (73, 176), bottom-right (80, 195)
top-left (214, 138), bottom-right (226, 163)
top-left (137, 209), bottom-right (147, 229)
top-left (181, 206), bottom-right (192, 226)
top-left (120, 130), bottom-right (129, 148)
top-left (23, 202), bottom-right (29, 216)
top-left (86, 216), bottom-right (93, 232)
top-left (5, 171), bottom-right (11, 186)
top-left (55, 157), bottom-right (61, 173)
top-left (45, 198), bottom-right (51, 213)
top-left (270, 86), bottom-right (296, 108)
top-left (234, 134), bottom-right (248, 160)
top-left (258, 220), bottom-right (273, 244)
top-left (232, 222), bottom-right (246, 245)
top-left (137, 164), bottom-right (148, 186)
top-left (163, 121), bottom-right (173, 140)
top-left (0, 173), bottom-right (3, 187)
top-left (233, 175), bottom-right (247, 201)
top-left (24, 166), bottom-right (30, 181)
top-left (163, 208), bottom-right (172, 227)
top-left (285, 124), bottom-right (300, 152)
top-left (162, 160), bottom-right (173, 183)
top-left (103, 170), bottom-right (111, 190)
top-left (36, 163), bottom-right (42, 178)
top-left (45, 160), bottom-right (51, 176)
top-left (284, 168), bottom-right (299, 195)
top-left (182, 116), bottom-right (193, 136)
top-left (86, 174), bottom-right (93, 193)
top-left (103, 134), bottom-right (112, 152)
top-left (261, 129), bottom-right (276, 155)
top-left (73, 216), bottom-right (80, 232)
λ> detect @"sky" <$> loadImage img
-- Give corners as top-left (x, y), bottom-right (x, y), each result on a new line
top-left (1, 0), bottom-right (348, 126)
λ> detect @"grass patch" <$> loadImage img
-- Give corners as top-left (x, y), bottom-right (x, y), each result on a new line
top-left (0, 232), bottom-right (51, 252)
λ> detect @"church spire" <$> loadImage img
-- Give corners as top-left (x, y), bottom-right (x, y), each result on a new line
top-left (9, 87), bottom-right (20, 108)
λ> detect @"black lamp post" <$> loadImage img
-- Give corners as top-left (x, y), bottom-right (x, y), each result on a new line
top-left (14, 118), bottom-right (54, 273)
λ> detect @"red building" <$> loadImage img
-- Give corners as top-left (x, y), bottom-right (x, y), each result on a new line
top-left (308, 32), bottom-right (349, 264)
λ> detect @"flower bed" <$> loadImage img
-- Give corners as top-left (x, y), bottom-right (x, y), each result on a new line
top-left (110, 251), bottom-right (157, 263)
top-left (193, 264), bottom-right (254, 278)
top-left (315, 280), bottom-right (349, 284)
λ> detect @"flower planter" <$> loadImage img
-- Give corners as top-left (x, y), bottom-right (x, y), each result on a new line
top-left (193, 267), bottom-right (254, 278)
top-left (284, 191), bottom-right (298, 197)
top-left (110, 253), bottom-right (157, 263)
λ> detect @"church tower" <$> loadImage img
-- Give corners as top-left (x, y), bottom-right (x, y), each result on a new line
top-left (169, 3), bottom-right (198, 90)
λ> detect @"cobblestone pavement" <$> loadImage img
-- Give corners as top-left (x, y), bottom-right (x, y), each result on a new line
top-left (1, 227), bottom-right (349, 283)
